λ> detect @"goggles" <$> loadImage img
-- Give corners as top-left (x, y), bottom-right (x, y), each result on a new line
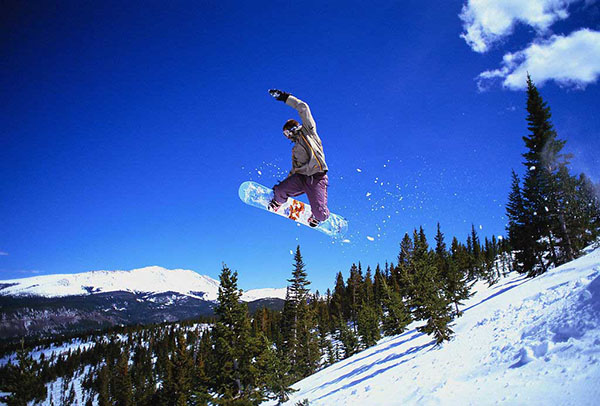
top-left (283, 125), bottom-right (300, 137)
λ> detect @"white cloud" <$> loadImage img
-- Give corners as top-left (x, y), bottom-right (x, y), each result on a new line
top-left (0, 251), bottom-right (8, 256)
top-left (477, 29), bottom-right (600, 90)
top-left (460, 0), bottom-right (585, 53)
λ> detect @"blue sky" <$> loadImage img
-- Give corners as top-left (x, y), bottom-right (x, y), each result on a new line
top-left (2, 1), bottom-right (599, 292)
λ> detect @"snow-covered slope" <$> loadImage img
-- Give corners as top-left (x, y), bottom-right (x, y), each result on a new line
top-left (0, 266), bottom-right (284, 302)
top-left (268, 246), bottom-right (600, 406)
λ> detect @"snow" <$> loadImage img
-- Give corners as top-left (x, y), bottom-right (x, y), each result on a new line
top-left (0, 338), bottom-right (96, 367)
top-left (0, 266), bottom-right (285, 302)
top-left (241, 287), bottom-right (287, 302)
top-left (265, 246), bottom-right (600, 405)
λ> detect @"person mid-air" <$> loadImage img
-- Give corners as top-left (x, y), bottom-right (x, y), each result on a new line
top-left (267, 89), bottom-right (330, 227)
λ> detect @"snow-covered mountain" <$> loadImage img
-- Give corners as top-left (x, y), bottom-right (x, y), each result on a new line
top-left (0, 266), bottom-right (286, 302)
top-left (0, 266), bottom-right (286, 340)
top-left (267, 246), bottom-right (600, 406)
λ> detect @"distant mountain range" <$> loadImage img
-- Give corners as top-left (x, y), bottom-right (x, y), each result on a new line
top-left (0, 266), bottom-right (287, 340)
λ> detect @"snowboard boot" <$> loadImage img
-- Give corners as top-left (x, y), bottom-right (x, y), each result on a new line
top-left (268, 199), bottom-right (283, 212)
top-left (308, 215), bottom-right (320, 228)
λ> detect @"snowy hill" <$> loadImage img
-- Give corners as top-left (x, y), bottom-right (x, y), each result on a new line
top-left (0, 266), bottom-right (286, 302)
top-left (267, 246), bottom-right (600, 405)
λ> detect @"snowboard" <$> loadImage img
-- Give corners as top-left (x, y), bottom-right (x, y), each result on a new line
top-left (238, 181), bottom-right (348, 237)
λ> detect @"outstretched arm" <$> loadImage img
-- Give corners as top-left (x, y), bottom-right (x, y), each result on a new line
top-left (268, 89), bottom-right (316, 131)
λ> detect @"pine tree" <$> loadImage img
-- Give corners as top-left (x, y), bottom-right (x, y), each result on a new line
top-left (281, 246), bottom-right (320, 380)
top-left (113, 349), bottom-right (133, 406)
top-left (396, 233), bottom-right (414, 297)
top-left (380, 277), bottom-right (412, 336)
top-left (510, 75), bottom-right (600, 276)
top-left (434, 223), bottom-right (450, 283)
top-left (410, 227), bottom-right (454, 344)
top-left (446, 238), bottom-right (474, 316)
top-left (338, 322), bottom-right (359, 359)
top-left (506, 170), bottom-right (532, 273)
top-left (97, 364), bottom-right (111, 406)
top-left (159, 331), bottom-right (194, 406)
top-left (468, 225), bottom-right (482, 279)
top-left (253, 333), bottom-right (295, 404)
top-left (0, 340), bottom-right (47, 406)
top-left (329, 271), bottom-right (347, 329)
top-left (209, 264), bottom-right (258, 404)
top-left (190, 330), bottom-right (212, 406)
top-left (520, 75), bottom-right (567, 274)
top-left (357, 299), bottom-right (381, 348)
top-left (346, 263), bottom-right (363, 333)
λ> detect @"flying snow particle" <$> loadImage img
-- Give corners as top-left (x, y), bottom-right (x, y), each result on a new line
top-left (367, 236), bottom-right (375, 241)
top-left (290, 250), bottom-right (293, 255)
top-left (497, 235), bottom-right (504, 240)
top-left (530, 166), bottom-right (536, 171)
top-left (366, 192), bottom-right (372, 197)
top-left (342, 239), bottom-right (351, 243)
top-left (257, 170), bottom-right (262, 175)
top-left (479, 225), bottom-right (483, 230)
top-left (357, 168), bottom-right (362, 173)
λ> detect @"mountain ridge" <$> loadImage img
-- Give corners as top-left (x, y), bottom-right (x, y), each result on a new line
top-left (0, 265), bottom-right (287, 302)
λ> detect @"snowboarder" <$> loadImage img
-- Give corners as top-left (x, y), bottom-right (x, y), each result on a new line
top-left (267, 89), bottom-right (330, 227)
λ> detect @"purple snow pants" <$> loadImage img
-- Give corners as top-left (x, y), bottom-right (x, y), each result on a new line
top-left (273, 172), bottom-right (330, 222)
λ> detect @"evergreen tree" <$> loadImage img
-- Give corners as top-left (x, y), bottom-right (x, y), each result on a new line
top-left (338, 323), bottom-right (359, 359)
top-left (373, 265), bottom-right (385, 318)
top-left (281, 246), bottom-right (320, 380)
top-left (509, 75), bottom-right (600, 276)
top-left (506, 170), bottom-right (532, 273)
top-left (114, 350), bottom-right (133, 406)
top-left (159, 331), bottom-right (194, 406)
top-left (346, 263), bottom-right (363, 333)
top-left (410, 228), bottom-right (454, 344)
top-left (190, 330), bottom-right (212, 406)
top-left (396, 233), bottom-right (414, 297)
top-left (0, 340), bottom-right (47, 406)
top-left (520, 75), bottom-right (567, 274)
top-left (209, 264), bottom-right (258, 404)
top-left (434, 223), bottom-right (450, 283)
top-left (97, 364), bottom-right (111, 406)
top-left (446, 238), bottom-right (474, 316)
top-left (253, 333), bottom-right (295, 404)
top-left (357, 299), bottom-right (380, 348)
top-left (329, 271), bottom-right (347, 329)
top-left (380, 277), bottom-right (412, 336)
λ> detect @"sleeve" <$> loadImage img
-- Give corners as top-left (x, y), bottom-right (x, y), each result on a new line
top-left (285, 95), bottom-right (316, 132)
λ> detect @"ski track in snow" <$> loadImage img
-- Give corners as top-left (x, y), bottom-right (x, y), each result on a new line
top-left (265, 246), bottom-right (600, 406)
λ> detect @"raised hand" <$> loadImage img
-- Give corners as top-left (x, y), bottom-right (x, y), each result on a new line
top-left (268, 89), bottom-right (290, 102)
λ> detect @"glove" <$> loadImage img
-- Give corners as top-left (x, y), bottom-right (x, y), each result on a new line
top-left (268, 89), bottom-right (290, 102)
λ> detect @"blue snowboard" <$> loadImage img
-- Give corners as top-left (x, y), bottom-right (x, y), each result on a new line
top-left (238, 181), bottom-right (348, 237)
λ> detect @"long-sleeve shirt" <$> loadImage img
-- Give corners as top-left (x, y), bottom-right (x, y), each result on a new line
top-left (285, 95), bottom-right (329, 176)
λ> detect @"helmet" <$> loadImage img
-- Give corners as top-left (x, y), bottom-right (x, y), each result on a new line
top-left (283, 119), bottom-right (299, 131)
